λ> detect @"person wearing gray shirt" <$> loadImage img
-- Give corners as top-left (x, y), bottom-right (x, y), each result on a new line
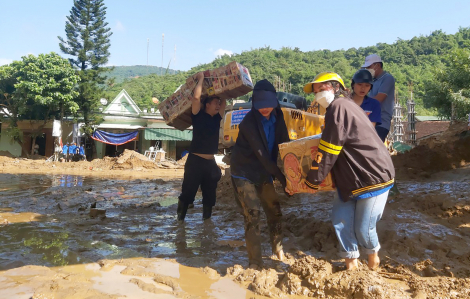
top-left (362, 54), bottom-right (395, 142)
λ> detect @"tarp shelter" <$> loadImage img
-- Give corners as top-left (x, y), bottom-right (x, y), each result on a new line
top-left (91, 130), bottom-right (139, 145)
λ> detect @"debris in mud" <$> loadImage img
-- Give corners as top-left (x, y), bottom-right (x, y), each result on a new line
top-left (89, 208), bottom-right (106, 218)
top-left (176, 154), bottom-right (188, 166)
top-left (112, 149), bottom-right (159, 170)
top-left (158, 160), bottom-right (183, 169)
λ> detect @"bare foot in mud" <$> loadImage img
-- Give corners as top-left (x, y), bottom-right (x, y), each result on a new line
top-left (368, 253), bottom-right (380, 270)
top-left (272, 250), bottom-right (285, 262)
top-left (345, 258), bottom-right (358, 270)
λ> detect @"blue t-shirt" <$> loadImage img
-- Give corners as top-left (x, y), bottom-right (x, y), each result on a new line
top-left (360, 96), bottom-right (382, 125)
top-left (369, 72), bottom-right (395, 130)
top-left (261, 113), bottom-right (276, 158)
top-left (68, 145), bottom-right (77, 154)
top-left (79, 146), bottom-right (85, 155)
top-left (62, 145), bottom-right (68, 155)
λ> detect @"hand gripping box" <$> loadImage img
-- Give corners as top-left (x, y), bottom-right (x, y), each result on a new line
top-left (159, 61), bottom-right (254, 131)
top-left (278, 134), bottom-right (335, 194)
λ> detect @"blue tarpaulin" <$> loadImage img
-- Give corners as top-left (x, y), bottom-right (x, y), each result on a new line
top-left (91, 130), bottom-right (139, 145)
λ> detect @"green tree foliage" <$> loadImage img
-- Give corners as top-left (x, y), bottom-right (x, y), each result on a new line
top-left (58, 0), bottom-right (112, 136)
top-left (0, 53), bottom-right (80, 156)
top-left (104, 72), bottom-right (188, 110)
top-left (104, 65), bottom-right (179, 84)
top-left (105, 27), bottom-right (470, 117)
top-left (425, 48), bottom-right (470, 119)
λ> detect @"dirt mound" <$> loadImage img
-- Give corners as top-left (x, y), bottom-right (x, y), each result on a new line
top-left (112, 149), bottom-right (158, 170)
top-left (227, 257), bottom-right (412, 298)
top-left (176, 154), bottom-right (188, 165)
top-left (393, 121), bottom-right (470, 179)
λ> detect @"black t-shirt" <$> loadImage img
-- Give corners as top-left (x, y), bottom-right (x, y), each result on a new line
top-left (189, 109), bottom-right (222, 154)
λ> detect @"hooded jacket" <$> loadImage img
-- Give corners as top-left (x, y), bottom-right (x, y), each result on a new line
top-left (230, 103), bottom-right (290, 187)
top-left (305, 96), bottom-right (395, 201)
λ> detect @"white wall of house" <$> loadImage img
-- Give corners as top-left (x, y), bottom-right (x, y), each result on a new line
top-left (0, 132), bottom-right (22, 156)
top-left (0, 121), bottom-right (74, 157)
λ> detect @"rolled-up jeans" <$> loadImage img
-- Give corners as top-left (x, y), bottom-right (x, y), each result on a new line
top-left (331, 190), bottom-right (389, 259)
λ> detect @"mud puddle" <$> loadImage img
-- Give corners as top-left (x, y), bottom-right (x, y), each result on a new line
top-left (1, 171), bottom-right (470, 298)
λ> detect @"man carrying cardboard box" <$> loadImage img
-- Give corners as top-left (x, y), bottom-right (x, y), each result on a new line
top-left (303, 72), bottom-right (395, 271)
top-left (230, 79), bottom-right (290, 269)
top-left (177, 72), bottom-right (226, 222)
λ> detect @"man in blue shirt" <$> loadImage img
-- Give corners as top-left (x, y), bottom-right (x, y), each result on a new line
top-left (78, 144), bottom-right (86, 161)
top-left (68, 142), bottom-right (77, 162)
top-left (362, 54), bottom-right (395, 142)
top-left (62, 142), bottom-right (69, 162)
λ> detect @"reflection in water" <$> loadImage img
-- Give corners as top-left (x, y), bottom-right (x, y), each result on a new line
top-left (0, 222), bottom-right (80, 268)
top-left (52, 175), bottom-right (84, 187)
top-left (23, 231), bottom-right (72, 266)
top-left (0, 173), bottom-right (247, 274)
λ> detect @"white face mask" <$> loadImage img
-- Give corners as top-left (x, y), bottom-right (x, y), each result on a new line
top-left (315, 90), bottom-right (335, 109)
top-left (366, 67), bottom-right (376, 78)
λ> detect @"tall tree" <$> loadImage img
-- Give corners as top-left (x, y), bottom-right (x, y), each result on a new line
top-left (0, 53), bottom-right (80, 157)
top-left (58, 0), bottom-right (112, 155)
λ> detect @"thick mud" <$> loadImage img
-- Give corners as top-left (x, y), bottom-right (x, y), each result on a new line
top-left (0, 164), bottom-right (470, 298)
top-left (1, 122), bottom-right (470, 298)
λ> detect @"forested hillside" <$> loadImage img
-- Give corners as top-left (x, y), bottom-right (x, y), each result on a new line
top-left (105, 27), bottom-right (470, 115)
top-left (104, 65), bottom-right (179, 83)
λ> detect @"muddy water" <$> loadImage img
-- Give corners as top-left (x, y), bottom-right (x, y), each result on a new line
top-left (0, 173), bottom-right (282, 298)
top-left (0, 173), bottom-right (230, 269)
top-left (1, 170), bottom-right (470, 298)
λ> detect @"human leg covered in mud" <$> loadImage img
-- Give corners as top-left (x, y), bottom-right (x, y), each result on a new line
top-left (331, 190), bottom-right (389, 270)
top-left (232, 177), bottom-right (284, 268)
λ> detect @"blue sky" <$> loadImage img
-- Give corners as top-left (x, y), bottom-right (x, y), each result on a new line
top-left (1, 0), bottom-right (469, 71)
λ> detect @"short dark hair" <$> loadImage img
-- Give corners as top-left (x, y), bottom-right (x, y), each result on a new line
top-left (202, 96), bottom-right (221, 110)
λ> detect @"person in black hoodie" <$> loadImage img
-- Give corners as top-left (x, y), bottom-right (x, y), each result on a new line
top-left (230, 79), bottom-right (290, 269)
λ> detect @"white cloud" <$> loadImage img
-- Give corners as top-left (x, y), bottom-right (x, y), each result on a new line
top-left (115, 21), bottom-right (125, 32)
top-left (0, 58), bottom-right (13, 66)
top-left (214, 49), bottom-right (233, 57)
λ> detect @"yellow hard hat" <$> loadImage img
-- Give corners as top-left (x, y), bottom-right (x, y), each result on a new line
top-left (303, 72), bottom-right (346, 94)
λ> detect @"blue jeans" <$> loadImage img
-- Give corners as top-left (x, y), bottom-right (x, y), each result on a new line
top-left (331, 190), bottom-right (389, 259)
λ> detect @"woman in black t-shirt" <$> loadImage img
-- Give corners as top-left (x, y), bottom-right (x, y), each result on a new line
top-left (177, 72), bottom-right (226, 222)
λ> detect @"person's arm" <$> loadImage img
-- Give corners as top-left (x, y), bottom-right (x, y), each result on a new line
top-left (191, 72), bottom-right (204, 115)
top-left (371, 75), bottom-right (395, 104)
top-left (371, 122), bottom-right (376, 127)
top-left (239, 118), bottom-right (287, 188)
top-left (219, 98), bottom-right (227, 118)
top-left (305, 107), bottom-right (346, 189)
top-left (373, 93), bottom-right (387, 103)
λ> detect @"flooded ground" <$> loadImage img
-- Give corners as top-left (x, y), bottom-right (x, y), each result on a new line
top-left (1, 164), bottom-right (470, 298)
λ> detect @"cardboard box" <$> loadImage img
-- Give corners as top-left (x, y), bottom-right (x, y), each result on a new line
top-left (159, 61), bottom-right (254, 130)
top-left (278, 134), bottom-right (335, 194)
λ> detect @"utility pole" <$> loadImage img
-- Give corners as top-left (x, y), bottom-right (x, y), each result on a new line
top-left (147, 38), bottom-right (149, 66)
top-left (161, 34), bottom-right (164, 75)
